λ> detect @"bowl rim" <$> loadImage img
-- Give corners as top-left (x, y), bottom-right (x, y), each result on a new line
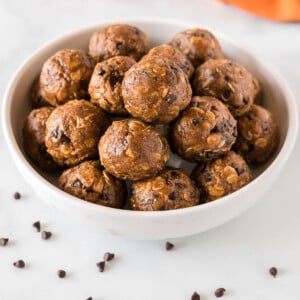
top-left (2, 17), bottom-right (299, 220)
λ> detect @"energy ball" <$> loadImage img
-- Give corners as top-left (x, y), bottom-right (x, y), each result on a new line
top-left (88, 56), bottom-right (136, 115)
top-left (89, 24), bottom-right (149, 62)
top-left (171, 96), bottom-right (237, 162)
top-left (45, 100), bottom-right (109, 167)
top-left (23, 107), bottom-right (59, 172)
top-left (31, 77), bottom-right (49, 108)
top-left (192, 151), bottom-right (252, 202)
top-left (122, 56), bottom-right (192, 124)
top-left (99, 119), bottom-right (169, 181)
top-left (193, 58), bottom-right (261, 117)
top-left (40, 49), bottom-right (93, 106)
top-left (170, 28), bottom-right (224, 67)
top-left (131, 168), bottom-right (200, 211)
top-left (143, 44), bottom-right (194, 79)
top-left (58, 160), bottom-right (126, 208)
top-left (234, 104), bottom-right (279, 163)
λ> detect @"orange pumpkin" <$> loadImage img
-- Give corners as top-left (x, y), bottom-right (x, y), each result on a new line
top-left (219, 0), bottom-right (300, 21)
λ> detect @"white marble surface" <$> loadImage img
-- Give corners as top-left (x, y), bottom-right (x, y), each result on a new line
top-left (1, 0), bottom-right (300, 299)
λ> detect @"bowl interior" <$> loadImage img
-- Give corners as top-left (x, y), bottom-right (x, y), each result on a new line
top-left (8, 21), bottom-right (288, 187)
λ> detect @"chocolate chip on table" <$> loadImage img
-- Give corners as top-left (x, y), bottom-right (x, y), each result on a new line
top-left (269, 267), bottom-right (278, 277)
top-left (32, 221), bottom-right (41, 232)
top-left (0, 238), bottom-right (9, 246)
top-left (41, 231), bottom-right (52, 240)
top-left (215, 287), bottom-right (226, 297)
top-left (57, 269), bottom-right (66, 278)
top-left (13, 260), bottom-right (25, 268)
top-left (165, 241), bottom-right (174, 251)
top-left (14, 192), bottom-right (21, 200)
top-left (191, 291), bottom-right (200, 300)
top-left (96, 261), bottom-right (105, 272)
top-left (86, 297), bottom-right (93, 300)
top-left (103, 252), bottom-right (115, 262)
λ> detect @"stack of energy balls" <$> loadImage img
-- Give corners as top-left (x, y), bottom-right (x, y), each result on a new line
top-left (23, 24), bottom-right (279, 211)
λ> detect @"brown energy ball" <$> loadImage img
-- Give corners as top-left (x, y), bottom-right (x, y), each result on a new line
top-left (89, 24), bottom-right (149, 62)
top-left (131, 168), bottom-right (200, 211)
top-left (45, 100), bottom-right (109, 167)
top-left (31, 77), bottom-right (49, 108)
top-left (170, 28), bottom-right (224, 67)
top-left (234, 104), bottom-right (279, 163)
top-left (171, 96), bottom-right (237, 162)
top-left (88, 56), bottom-right (136, 115)
top-left (192, 58), bottom-right (261, 117)
top-left (58, 160), bottom-right (126, 208)
top-left (192, 151), bottom-right (252, 202)
top-left (39, 49), bottom-right (93, 106)
top-left (122, 56), bottom-right (192, 124)
top-left (23, 107), bottom-right (59, 172)
top-left (99, 119), bottom-right (169, 181)
top-left (143, 44), bottom-right (194, 79)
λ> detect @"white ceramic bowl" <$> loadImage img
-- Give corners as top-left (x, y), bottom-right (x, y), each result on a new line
top-left (2, 19), bottom-right (298, 240)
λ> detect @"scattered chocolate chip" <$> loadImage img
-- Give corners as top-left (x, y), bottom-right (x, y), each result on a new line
top-left (191, 291), bottom-right (200, 300)
top-left (86, 297), bottom-right (93, 300)
top-left (165, 241), bottom-right (174, 251)
top-left (32, 221), bottom-right (41, 232)
top-left (224, 75), bottom-right (231, 81)
top-left (215, 288), bottom-right (226, 297)
top-left (0, 238), bottom-right (9, 246)
top-left (96, 261), bottom-right (105, 272)
top-left (269, 267), bottom-right (278, 277)
top-left (57, 269), bottom-right (66, 278)
top-left (13, 260), bottom-right (25, 268)
top-left (14, 192), bottom-right (21, 200)
top-left (41, 231), bottom-right (52, 240)
top-left (103, 252), bottom-right (115, 262)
